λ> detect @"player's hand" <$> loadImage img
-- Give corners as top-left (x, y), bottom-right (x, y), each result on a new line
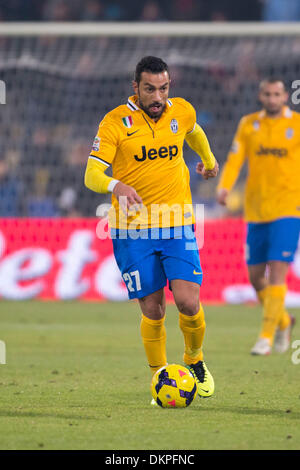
top-left (196, 161), bottom-right (219, 180)
top-left (113, 181), bottom-right (143, 214)
top-left (216, 188), bottom-right (229, 206)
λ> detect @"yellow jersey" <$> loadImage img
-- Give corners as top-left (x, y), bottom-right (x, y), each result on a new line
top-left (89, 95), bottom-right (214, 229)
top-left (217, 106), bottom-right (300, 222)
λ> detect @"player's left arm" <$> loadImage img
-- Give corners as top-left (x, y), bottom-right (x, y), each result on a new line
top-left (185, 123), bottom-right (219, 179)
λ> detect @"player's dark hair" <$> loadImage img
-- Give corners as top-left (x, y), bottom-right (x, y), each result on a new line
top-left (259, 77), bottom-right (287, 91)
top-left (134, 56), bottom-right (169, 84)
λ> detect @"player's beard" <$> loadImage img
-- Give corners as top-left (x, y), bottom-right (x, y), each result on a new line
top-left (264, 104), bottom-right (284, 116)
top-left (138, 98), bottom-right (166, 120)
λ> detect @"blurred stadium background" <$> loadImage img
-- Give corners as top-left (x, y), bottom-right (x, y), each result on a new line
top-left (0, 0), bottom-right (300, 304)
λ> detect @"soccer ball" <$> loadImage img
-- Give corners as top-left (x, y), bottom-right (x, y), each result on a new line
top-left (151, 364), bottom-right (197, 408)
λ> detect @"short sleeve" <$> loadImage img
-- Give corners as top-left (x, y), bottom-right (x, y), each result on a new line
top-left (89, 115), bottom-right (119, 166)
top-left (185, 101), bottom-right (197, 135)
top-left (228, 116), bottom-right (248, 159)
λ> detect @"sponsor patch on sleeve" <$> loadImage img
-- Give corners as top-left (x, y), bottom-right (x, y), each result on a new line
top-left (92, 136), bottom-right (101, 151)
top-left (230, 141), bottom-right (239, 153)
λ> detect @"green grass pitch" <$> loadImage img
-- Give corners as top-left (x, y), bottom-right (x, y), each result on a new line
top-left (0, 300), bottom-right (299, 450)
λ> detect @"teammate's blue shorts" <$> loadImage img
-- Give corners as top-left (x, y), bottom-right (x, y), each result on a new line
top-left (111, 225), bottom-right (202, 299)
top-left (246, 217), bottom-right (300, 265)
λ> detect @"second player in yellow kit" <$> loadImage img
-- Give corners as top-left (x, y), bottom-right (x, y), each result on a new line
top-left (217, 78), bottom-right (300, 355)
top-left (218, 104), bottom-right (300, 223)
top-left (85, 56), bottom-right (219, 402)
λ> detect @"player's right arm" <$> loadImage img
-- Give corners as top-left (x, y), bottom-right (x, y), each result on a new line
top-left (216, 117), bottom-right (248, 206)
top-left (84, 115), bottom-right (142, 212)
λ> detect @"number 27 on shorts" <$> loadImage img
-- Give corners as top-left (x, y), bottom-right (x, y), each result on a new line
top-left (123, 270), bottom-right (141, 292)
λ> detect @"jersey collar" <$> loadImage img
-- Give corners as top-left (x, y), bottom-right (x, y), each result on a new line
top-left (127, 96), bottom-right (139, 111)
top-left (283, 106), bottom-right (292, 118)
top-left (258, 106), bottom-right (292, 119)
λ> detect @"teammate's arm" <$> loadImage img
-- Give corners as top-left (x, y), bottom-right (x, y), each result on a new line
top-left (216, 117), bottom-right (248, 205)
top-left (185, 123), bottom-right (219, 179)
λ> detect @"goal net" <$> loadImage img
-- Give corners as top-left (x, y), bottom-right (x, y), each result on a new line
top-left (1, 22), bottom-right (300, 218)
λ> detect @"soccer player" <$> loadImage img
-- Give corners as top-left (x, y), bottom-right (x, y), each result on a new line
top-left (84, 56), bottom-right (219, 401)
top-left (216, 78), bottom-right (300, 355)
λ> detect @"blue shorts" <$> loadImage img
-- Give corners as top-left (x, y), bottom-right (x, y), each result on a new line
top-left (112, 225), bottom-right (202, 299)
top-left (246, 217), bottom-right (300, 265)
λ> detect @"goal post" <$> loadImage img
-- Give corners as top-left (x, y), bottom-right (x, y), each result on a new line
top-left (0, 22), bottom-right (299, 217)
top-left (1, 21), bottom-right (300, 36)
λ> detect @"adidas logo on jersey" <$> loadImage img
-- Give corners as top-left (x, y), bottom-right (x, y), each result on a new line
top-left (134, 145), bottom-right (178, 162)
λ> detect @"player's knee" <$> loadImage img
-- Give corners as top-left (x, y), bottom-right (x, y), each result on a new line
top-left (139, 297), bottom-right (166, 320)
top-left (268, 261), bottom-right (289, 284)
top-left (145, 309), bottom-right (165, 320)
top-left (176, 298), bottom-right (200, 316)
top-left (248, 272), bottom-right (265, 291)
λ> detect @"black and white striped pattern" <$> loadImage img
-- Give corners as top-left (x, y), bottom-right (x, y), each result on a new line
top-left (89, 155), bottom-right (110, 167)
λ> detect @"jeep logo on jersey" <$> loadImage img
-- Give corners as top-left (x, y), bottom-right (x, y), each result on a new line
top-left (256, 145), bottom-right (287, 157)
top-left (134, 145), bottom-right (178, 162)
top-left (170, 119), bottom-right (178, 134)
